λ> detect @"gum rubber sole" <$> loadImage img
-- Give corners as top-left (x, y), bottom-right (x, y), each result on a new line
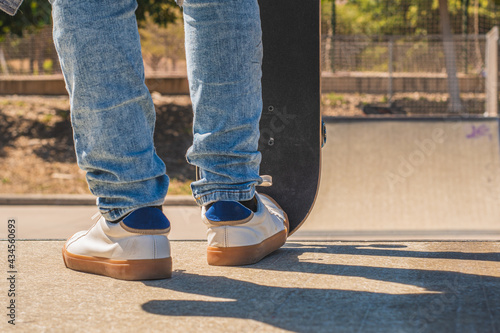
top-left (207, 229), bottom-right (287, 266)
top-left (207, 193), bottom-right (290, 266)
top-left (62, 246), bottom-right (172, 280)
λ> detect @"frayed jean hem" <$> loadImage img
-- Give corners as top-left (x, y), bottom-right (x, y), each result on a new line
top-left (193, 187), bottom-right (256, 206)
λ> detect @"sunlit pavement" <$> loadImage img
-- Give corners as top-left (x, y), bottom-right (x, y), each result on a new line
top-left (0, 240), bottom-right (498, 332)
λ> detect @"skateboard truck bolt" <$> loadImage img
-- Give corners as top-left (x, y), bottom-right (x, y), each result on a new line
top-left (267, 105), bottom-right (275, 112)
top-left (268, 137), bottom-right (275, 146)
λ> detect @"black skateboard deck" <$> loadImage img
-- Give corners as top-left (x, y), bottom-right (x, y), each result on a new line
top-left (258, 0), bottom-right (322, 235)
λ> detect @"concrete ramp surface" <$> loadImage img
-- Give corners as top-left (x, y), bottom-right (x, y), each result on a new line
top-left (2, 118), bottom-right (500, 241)
top-left (300, 118), bottom-right (500, 240)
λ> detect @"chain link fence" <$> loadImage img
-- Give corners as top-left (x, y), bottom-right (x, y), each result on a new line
top-left (0, 22), bottom-right (498, 116)
top-left (323, 35), bottom-right (487, 75)
top-left (320, 33), bottom-right (498, 116)
top-left (0, 27), bottom-right (60, 76)
top-left (0, 22), bottom-right (186, 77)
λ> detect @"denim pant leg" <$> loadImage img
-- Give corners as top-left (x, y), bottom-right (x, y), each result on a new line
top-left (51, 0), bottom-right (169, 221)
top-left (183, 0), bottom-right (264, 206)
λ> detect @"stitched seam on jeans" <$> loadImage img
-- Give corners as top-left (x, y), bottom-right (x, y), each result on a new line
top-left (191, 78), bottom-right (248, 86)
top-left (76, 93), bottom-right (149, 114)
top-left (196, 188), bottom-right (253, 199)
top-left (182, 2), bottom-right (220, 8)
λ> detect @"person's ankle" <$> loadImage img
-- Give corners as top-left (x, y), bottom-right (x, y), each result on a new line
top-left (239, 196), bottom-right (258, 212)
top-left (204, 197), bottom-right (257, 213)
top-left (109, 205), bottom-right (163, 223)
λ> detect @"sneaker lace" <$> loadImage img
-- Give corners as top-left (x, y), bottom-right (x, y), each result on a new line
top-left (259, 175), bottom-right (272, 187)
top-left (257, 175), bottom-right (285, 220)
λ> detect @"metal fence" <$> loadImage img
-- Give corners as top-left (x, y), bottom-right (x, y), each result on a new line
top-left (0, 25), bottom-right (186, 76)
top-left (321, 33), bottom-right (499, 116)
top-left (0, 27), bottom-right (60, 76)
top-left (1, 27), bottom-right (498, 116)
top-left (322, 35), bottom-right (487, 75)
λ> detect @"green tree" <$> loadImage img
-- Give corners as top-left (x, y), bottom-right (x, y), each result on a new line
top-left (139, 13), bottom-right (185, 73)
top-left (0, 0), bottom-right (179, 39)
top-left (328, 0), bottom-right (498, 36)
top-left (0, 0), bottom-right (51, 39)
top-left (136, 0), bottom-right (179, 28)
top-left (0, 0), bottom-right (180, 74)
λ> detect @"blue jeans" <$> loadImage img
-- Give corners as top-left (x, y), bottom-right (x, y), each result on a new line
top-left (0, 0), bottom-right (22, 15)
top-left (50, 0), bottom-right (263, 221)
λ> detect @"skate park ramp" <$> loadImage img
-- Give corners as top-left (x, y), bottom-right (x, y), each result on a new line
top-left (2, 117), bottom-right (500, 242)
top-left (294, 117), bottom-right (500, 240)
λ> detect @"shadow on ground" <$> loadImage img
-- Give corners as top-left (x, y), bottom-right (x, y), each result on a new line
top-left (0, 112), bottom-right (16, 157)
top-left (395, 97), bottom-right (486, 116)
top-left (154, 103), bottom-right (195, 182)
top-left (142, 243), bottom-right (500, 332)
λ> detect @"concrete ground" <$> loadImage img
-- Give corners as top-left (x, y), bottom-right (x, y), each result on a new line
top-left (311, 118), bottom-right (500, 239)
top-left (0, 203), bottom-right (498, 332)
top-left (1, 118), bottom-right (500, 331)
top-left (6, 118), bottom-right (500, 241)
top-left (1, 204), bottom-right (500, 241)
top-left (0, 240), bottom-right (498, 332)
top-left (3, 118), bottom-right (500, 241)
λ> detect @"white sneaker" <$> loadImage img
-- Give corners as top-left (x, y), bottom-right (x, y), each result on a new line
top-left (202, 193), bottom-right (289, 266)
top-left (62, 207), bottom-right (172, 280)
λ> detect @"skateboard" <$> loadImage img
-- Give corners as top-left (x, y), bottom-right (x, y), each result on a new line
top-left (257, 0), bottom-right (323, 235)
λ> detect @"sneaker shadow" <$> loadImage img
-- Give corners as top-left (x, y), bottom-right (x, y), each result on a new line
top-left (141, 243), bottom-right (500, 332)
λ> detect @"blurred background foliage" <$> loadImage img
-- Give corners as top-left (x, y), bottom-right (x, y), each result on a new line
top-left (0, 0), bottom-right (179, 40)
top-left (322, 0), bottom-right (499, 36)
top-left (1, 0), bottom-right (499, 40)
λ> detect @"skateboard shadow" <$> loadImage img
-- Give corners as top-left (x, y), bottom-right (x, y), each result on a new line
top-left (141, 243), bottom-right (500, 332)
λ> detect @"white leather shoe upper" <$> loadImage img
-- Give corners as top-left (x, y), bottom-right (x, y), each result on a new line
top-left (65, 215), bottom-right (171, 260)
top-left (202, 193), bottom-right (287, 248)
